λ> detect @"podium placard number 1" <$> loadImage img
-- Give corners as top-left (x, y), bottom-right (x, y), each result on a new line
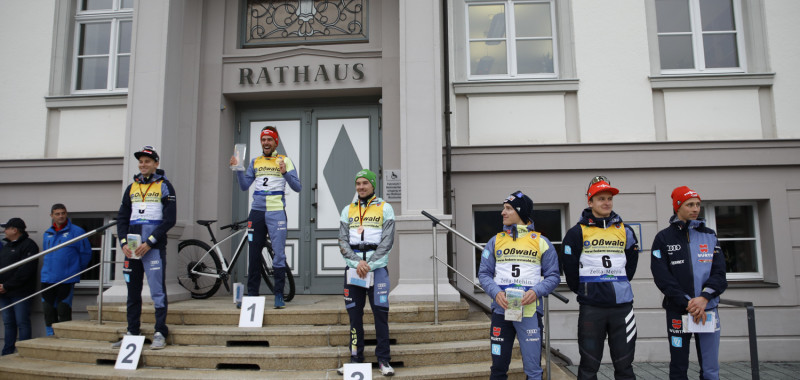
top-left (238, 296), bottom-right (266, 327)
top-left (114, 335), bottom-right (146, 370)
top-left (344, 363), bottom-right (373, 380)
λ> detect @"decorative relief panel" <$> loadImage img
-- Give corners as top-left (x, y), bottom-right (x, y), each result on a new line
top-left (244, 0), bottom-right (368, 47)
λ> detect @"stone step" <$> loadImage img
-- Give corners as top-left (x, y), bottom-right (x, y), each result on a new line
top-left (87, 295), bottom-right (470, 325)
top-left (0, 355), bottom-right (538, 379)
top-left (55, 311), bottom-right (489, 347)
top-left (15, 337), bottom-right (508, 371)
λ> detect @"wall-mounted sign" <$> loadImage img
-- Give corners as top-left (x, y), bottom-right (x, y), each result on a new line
top-left (239, 63), bottom-right (365, 85)
top-left (384, 169), bottom-right (401, 202)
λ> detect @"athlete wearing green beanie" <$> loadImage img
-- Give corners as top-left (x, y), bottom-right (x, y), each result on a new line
top-left (355, 169), bottom-right (377, 190)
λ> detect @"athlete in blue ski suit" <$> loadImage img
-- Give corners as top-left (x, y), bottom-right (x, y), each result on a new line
top-left (116, 146), bottom-right (177, 343)
top-left (233, 126), bottom-right (301, 307)
top-left (651, 186), bottom-right (727, 380)
top-left (478, 191), bottom-right (560, 380)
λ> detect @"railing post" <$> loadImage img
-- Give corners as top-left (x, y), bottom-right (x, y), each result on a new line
top-left (97, 252), bottom-right (104, 325)
top-left (746, 305), bottom-right (759, 380)
top-left (544, 296), bottom-right (551, 380)
top-left (432, 223), bottom-right (439, 325)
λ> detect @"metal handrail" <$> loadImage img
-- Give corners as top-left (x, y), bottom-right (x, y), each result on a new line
top-left (718, 298), bottom-right (759, 380)
top-left (0, 221), bottom-right (118, 325)
top-left (421, 210), bottom-right (568, 380)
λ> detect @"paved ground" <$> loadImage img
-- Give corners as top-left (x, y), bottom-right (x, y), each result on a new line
top-left (564, 361), bottom-right (800, 379)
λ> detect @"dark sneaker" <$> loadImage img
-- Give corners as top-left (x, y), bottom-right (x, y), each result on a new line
top-left (274, 293), bottom-right (285, 309)
top-left (379, 360), bottom-right (394, 376)
top-left (150, 332), bottom-right (166, 350)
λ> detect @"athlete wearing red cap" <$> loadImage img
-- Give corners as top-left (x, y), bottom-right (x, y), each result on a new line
top-left (651, 186), bottom-right (727, 380)
top-left (562, 176), bottom-right (640, 380)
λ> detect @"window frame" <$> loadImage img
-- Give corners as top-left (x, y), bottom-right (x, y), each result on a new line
top-left (701, 201), bottom-right (763, 280)
top-left (465, 0), bottom-right (559, 80)
top-left (70, 212), bottom-right (118, 288)
top-left (471, 203), bottom-right (567, 285)
top-left (655, 0), bottom-right (747, 75)
top-left (71, 0), bottom-right (133, 94)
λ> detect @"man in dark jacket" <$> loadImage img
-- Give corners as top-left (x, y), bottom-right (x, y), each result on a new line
top-left (112, 146), bottom-right (177, 350)
top-left (562, 176), bottom-right (639, 380)
top-left (651, 186), bottom-right (727, 380)
top-left (41, 203), bottom-right (92, 336)
top-left (0, 218), bottom-right (39, 355)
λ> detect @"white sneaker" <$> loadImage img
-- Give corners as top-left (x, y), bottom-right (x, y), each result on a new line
top-left (379, 361), bottom-right (394, 376)
top-left (111, 331), bottom-right (131, 349)
top-left (150, 332), bottom-right (166, 350)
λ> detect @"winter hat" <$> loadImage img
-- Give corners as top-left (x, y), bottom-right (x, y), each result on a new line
top-left (260, 126), bottom-right (280, 146)
top-left (134, 145), bottom-right (159, 162)
top-left (587, 179), bottom-right (619, 201)
top-left (355, 169), bottom-right (377, 190)
top-left (671, 186), bottom-right (700, 212)
top-left (504, 191), bottom-right (534, 224)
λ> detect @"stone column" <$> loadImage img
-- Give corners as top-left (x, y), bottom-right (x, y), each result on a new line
top-left (389, 0), bottom-right (459, 302)
top-left (103, 0), bottom-right (201, 303)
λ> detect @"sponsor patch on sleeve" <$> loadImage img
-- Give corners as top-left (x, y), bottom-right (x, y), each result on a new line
top-left (482, 249), bottom-right (490, 259)
top-left (564, 246), bottom-right (571, 255)
top-left (653, 249), bottom-right (661, 259)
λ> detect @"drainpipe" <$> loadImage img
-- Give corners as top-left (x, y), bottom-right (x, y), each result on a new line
top-left (441, 0), bottom-right (455, 282)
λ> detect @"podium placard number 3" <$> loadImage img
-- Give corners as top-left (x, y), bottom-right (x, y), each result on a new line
top-left (238, 296), bottom-right (266, 327)
top-left (114, 335), bottom-right (146, 370)
top-left (344, 363), bottom-right (373, 379)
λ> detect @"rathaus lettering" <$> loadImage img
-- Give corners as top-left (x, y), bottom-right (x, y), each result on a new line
top-left (239, 63), bottom-right (365, 85)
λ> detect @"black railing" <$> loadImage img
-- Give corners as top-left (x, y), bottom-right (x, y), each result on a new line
top-left (719, 298), bottom-right (759, 380)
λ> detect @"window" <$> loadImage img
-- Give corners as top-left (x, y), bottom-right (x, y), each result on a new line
top-left (72, 0), bottom-right (133, 93)
top-left (473, 205), bottom-right (566, 282)
top-left (71, 213), bottom-right (118, 287)
top-left (700, 202), bottom-right (762, 280)
top-left (466, 0), bottom-right (557, 79)
top-left (655, 0), bottom-right (745, 73)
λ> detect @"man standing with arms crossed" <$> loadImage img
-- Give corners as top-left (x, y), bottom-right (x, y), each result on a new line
top-left (113, 146), bottom-right (177, 350)
top-left (337, 169), bottom-right (395, 376)
top-left (478, 191), bottom-right (560, 380)
top-left (40, 204), bottom-right (92, 336)
top-left (562, 176), bottom-right (639, 380)
top-left (230, 126), bottom-right (301, 308)
top-left (651, 186), bottom-right (727, 380)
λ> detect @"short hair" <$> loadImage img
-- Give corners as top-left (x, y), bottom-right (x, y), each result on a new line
top-left (51, 203), bottom-right (67, 213)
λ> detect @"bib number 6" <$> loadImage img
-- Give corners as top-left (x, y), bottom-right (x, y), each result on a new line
top-left (602, 255), bottom-right (612, 268)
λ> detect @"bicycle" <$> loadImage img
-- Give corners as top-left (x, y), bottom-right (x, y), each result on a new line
top-left (176, 219), bottom-right (295, 301)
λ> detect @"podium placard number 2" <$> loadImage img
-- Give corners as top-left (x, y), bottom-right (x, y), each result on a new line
top-left (238, 296), bottom-right (266, 327)
top-left (114, 335), bottom-right (146, 370)
top-left (344, 363), bottom-right (373, 380)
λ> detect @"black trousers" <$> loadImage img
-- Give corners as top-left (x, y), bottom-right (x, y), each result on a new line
top-left (577, 303), bottom-right (637, 380)
top-left (41, 283), bottom-right (73, 327)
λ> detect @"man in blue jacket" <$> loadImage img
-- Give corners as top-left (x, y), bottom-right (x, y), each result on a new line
top-left (478, 191), bottom-right (560, 380)
top-left (562, 176), bottom-right (639, 380)
top-left (651, 186), bottom-right (727, 380)
top-left (40, 204), bottom-right (92, 336)
top-left (230, 126), bottom-right (301, 308)
top-left (113, 146), bottom-right (177, 350)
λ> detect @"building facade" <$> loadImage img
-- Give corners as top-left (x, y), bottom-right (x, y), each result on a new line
top-left (0, 0), bottom-right (798, 363)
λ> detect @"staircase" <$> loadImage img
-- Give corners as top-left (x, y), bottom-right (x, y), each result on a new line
top-left (0, 295), bottom-right (557, 379)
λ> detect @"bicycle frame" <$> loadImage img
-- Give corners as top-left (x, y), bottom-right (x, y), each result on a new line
top-left (188, 225), bottom-right (248, 280)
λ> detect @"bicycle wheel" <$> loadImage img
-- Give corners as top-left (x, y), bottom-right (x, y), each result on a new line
top-left (177, 239), bottom-right (223, 299)
top-left (260, 245), bottom-right (296, 302)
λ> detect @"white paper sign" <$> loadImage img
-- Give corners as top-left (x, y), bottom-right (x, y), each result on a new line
top-left (343, 363), bottom-right (373, 380)
top-left (114, 335), bottom-right (146, 370)
top-left (685, 311), bottom-right (716, 333)
top-left (347, 267), bottom-right (373, 288)
top-left (239, 296), bottom-right (266, 327)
